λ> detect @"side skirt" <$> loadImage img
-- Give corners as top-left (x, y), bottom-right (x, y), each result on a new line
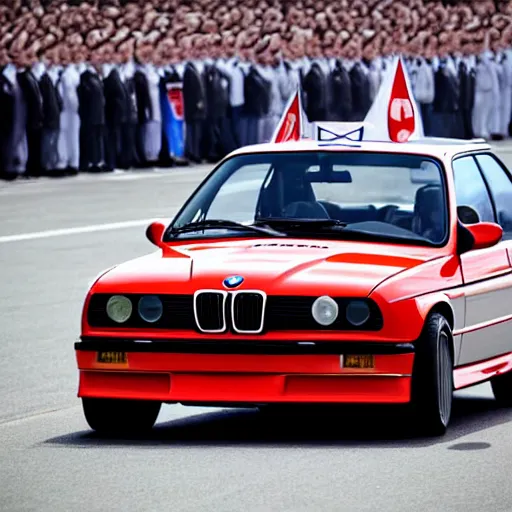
top-left (453, 352), bottom-right (512, 389)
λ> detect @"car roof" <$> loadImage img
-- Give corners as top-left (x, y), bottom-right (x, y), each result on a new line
top-left (226, 137), bottom-right (492, 161)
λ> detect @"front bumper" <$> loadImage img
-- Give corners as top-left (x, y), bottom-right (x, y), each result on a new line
top-left (75, 338), bottom-right (415, 404)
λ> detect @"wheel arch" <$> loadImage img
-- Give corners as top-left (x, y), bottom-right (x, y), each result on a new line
top-left (428, 302), bottom-right (455, 362)
top-left (429, 301), bottom-right (455, 330)
top-left (415, 295), bottom-right (457, 363)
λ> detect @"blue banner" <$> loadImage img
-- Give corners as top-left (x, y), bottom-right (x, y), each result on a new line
top-left (160, 81), bottom-right (185, 159)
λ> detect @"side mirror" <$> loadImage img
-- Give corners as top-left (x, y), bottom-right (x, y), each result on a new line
top-left (146, 221), bottom-right (166, 248)
top-left (458, 221), bottom-right (503, 254)
top-left (457, 205), bottom-right (480, 225)
top-left (466, 222), bottom-right (503, 250)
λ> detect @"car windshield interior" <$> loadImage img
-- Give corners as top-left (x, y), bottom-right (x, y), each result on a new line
top-left (168, 151), bottom-right (448, 245)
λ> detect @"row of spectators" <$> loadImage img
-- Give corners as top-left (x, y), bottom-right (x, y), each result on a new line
top-left (0, 0), bottom-right (511, 180)
top-left (1, 44), bottom-right (510, 181)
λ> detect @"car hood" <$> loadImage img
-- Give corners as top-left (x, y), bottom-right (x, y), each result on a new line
top-left (93, 239), bottom-right (442, 297)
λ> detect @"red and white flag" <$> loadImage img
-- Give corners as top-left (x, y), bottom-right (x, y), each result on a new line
top-left (364, 56), bottom-right (424, 142)
top-left (312, 56), bottom-right (423, 143)
top-left (270, 87), bottom-right (303, 143)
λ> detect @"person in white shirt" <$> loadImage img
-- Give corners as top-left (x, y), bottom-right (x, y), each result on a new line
top-left (411, 56), bottom-right (435, 136)
top-left (501, 49), bottom-right (512, 138)
top-left (223, 52), bottom-right (247, 148)
top-left (141, 56), bottom-right (163, 164)
top-left (472, 49), bottom-right (497, 140)
top-left (56, 56), bottom-right (81, 175)
top-left (277, 53), bottom-right (298, 114)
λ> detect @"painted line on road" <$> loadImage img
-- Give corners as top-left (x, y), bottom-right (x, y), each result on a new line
top-left (0, 166), bottom-right (214, 192)
top-left (0, 404), bottom-right (229, 429)
top-left (0, 219), bottom-right (156, 244)
top-left (99, 173), bottom-right (169, 181)
top-left (0, 405), bottom-right (80, 427)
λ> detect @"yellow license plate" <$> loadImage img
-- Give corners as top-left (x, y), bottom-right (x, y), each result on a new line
top-left (97, 351), bottom-right (127, 364)
top-left (343, 354), bottom-right (375, 369)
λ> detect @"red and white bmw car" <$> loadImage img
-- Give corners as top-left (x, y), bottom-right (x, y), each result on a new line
top-left (74, 132), bottom-right (512, 437)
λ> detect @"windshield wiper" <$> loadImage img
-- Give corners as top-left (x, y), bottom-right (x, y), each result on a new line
top-left (257, 218), bottom-right (437, 245)
top-left (168, 219), bottom-right (286, 238)
top-left (254, 218), bottom-right (347, 230)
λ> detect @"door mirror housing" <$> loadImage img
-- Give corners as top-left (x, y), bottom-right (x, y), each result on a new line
top-left (146, 221), bottom-right (167, 248)
top-left (467, 222), bottom-right (504, 250)
top-left (457, 221), bottom-right (503, 254)
top-left (457, 205), bottom-right (480, 225)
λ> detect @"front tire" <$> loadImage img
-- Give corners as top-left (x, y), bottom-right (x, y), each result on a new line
top-left (410, 313), bottom-right (454, 436)
top-left (82, 398), bottom-right (161, 435)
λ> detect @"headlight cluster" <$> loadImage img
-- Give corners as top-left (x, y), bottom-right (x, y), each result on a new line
top-left (106, 294), bottom-right (163, 324)
top-left (90, 293), bottom-right (379, 331)
top-left (311, 296), bottom-right (372, 328)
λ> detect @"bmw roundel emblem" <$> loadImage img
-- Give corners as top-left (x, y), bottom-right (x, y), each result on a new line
top-left (223, 275), bottom-right (244, 289)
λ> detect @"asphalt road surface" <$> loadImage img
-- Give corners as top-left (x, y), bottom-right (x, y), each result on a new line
top-left (2, 146), bottom-right (512, 512)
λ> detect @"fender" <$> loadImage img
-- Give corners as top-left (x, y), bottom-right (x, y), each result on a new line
top-left (413, 292), bottom-right (465, 365)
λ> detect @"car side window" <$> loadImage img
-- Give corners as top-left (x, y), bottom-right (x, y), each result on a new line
top-left (475, 154), bottom-right (512, 237)
top-left (452, 157), bottom-right (494, 223)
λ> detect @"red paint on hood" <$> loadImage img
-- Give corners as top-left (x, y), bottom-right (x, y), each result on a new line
top-left (92, 239), bottom-right (437, 297)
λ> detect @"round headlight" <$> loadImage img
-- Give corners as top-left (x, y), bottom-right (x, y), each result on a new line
top-left (346, 300), bottom-right (370, 327)
top-left (311, 296), bottom-right (339, 326)
top-left (106, 295), bottom-right (133, 323)
top-left (138, 295), bottom-right (163, 323)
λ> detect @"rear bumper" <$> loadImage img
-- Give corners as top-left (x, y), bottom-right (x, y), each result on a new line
top-left (75, 338), bottom-right (415, 404)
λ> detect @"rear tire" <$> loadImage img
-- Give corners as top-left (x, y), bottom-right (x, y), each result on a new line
top-left (82, 398), bottom-right (161, 435)
top-left (491, 372), bottom-right (512, 406)
top-left (410, 313), bottom-right (454, 436)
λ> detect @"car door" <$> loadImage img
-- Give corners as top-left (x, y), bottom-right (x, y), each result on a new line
top-left (452, 153), bottom-right (512, 366)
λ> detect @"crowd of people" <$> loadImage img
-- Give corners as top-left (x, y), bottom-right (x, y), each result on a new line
top-left (1, 0), bottom-right (512, 181)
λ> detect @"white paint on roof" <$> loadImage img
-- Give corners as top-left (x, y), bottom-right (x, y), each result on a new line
top-left (225, 138), bottom-right (492, 162)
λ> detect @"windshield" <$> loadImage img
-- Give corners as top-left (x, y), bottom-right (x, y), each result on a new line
top-left (167, 151), bottom-right (448, 246)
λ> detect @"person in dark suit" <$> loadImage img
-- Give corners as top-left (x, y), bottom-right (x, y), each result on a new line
top-left (17, 52), bottom-right (44, 177)
top-left (329, 59), bottom-right (352, 121)
top-left (3, 55), bottom-right (28, 180)
top-left (103, 63), bottom-right (130, 171)
top-left (302, 61), bottom-right (328, 122)
top-left (433, 56), bottom-right (462, 138)
top-left (77, 56), bottom-right (106, 172)
top-left (349, 60), bottom-right (372, 121)
top-left (458, 58), bottom-right (475, 139)
top-left (39, 67), bottom-right (62, 175)
top-left (203, 61), bottom-right (234, 161)
top-left (133, 63), bottom-right (152, 168)
top-left (0, 54), bottom-right (16, 180)
top-left (119, 57), bottom-right (139, 170)
top-left (183, 58), bottom-right (207, 163)
top-left (243, 55), bottom-right (271, 145)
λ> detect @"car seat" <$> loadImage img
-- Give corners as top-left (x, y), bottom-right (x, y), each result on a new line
top-left (257, 166), bottom-right (330, 219)
top-left (411, 184), bottom-right (445, 242)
